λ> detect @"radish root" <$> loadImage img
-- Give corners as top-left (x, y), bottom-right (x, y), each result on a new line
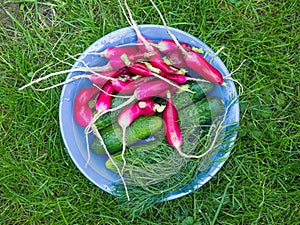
top-left (91, 124), bottom-right (130, 201)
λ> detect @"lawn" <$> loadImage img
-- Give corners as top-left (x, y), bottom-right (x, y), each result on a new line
top-left (0, 0), bottom-right (299, 224)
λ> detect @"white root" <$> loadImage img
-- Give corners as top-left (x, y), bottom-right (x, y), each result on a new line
top-left (121, 128), bottom-right (127, 177)
top-left (18, 65), bottom-right (113, 91)
top-left (224, 59), bottom-right (246, 96)
top-left (149, 0), bottom-right (189, 56)
top-left (35, 75), bottom-right (93, 91)
top-left (123, 0), bottom-right (153, 51)
top-left (209, 45), bottom-right (225, 63)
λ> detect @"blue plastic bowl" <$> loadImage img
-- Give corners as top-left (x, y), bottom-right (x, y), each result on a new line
top-left (59, 25), bottom-right (239, 201)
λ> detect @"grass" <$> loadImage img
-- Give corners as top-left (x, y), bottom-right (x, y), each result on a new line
top-left (0, 0), bottom-right (299, 224)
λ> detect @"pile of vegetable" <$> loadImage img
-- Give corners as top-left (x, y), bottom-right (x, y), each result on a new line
top-left (69, 36), bottom-right (230, 199)
top-left (19, 0), bottom-right (241, 205)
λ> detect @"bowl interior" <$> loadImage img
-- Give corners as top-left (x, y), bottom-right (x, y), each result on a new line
top-left (59, 25), bottom-right (239, 201)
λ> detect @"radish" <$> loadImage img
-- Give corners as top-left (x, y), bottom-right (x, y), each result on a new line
top-left (159, 71), bottom-right (209, 85)
top-left (148, 52), bottom-right (182, 75)
top-left (117, 99), bottom-right (162, 176)
top-left (95, 82), bottom-right (115, 112)
top-left (73, 86), bottom-right (99, 126)
top-left (129, 62), bottom-right (153, 77)
top-left (165, 50), bottom-right (187, 68)
top-left (155, 39), bottom-right (224, 85)
top-left (74, 86), bottom-right (99, 107)
top-left (90, 67), bottom-right (131, 85)
top-left (74, 105), bottom-right (94, 127)
top-left (98, 45), bottom-right (140, 60)
top-left (184, 51), bottom-right (224, 85)
top-left (128, 62), bottom-right (191, 92)
top-left (162, 91), bottom-right (183, 155)
top-left (112, 76), bottom-right (155, 94)
top-left (157, 39), bottom-right (192, 54)
top-left (89, 79), bottom-right (171, 129)
top-left (134, 79), bottom-right (170, 100)
top-left (97, 45), bottom-right (147, 65)
top-left (136, 36), bottom-right (184, 75)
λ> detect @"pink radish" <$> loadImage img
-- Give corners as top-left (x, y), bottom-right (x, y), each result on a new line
top-left (157, 39), bottom-right (192, 54)
top-left (90, 69), bottom-right (126, 85)
top-left (162, 91), bottom-right (183, 155)
top-left (73, 86), bottom-right (99, 126)
top-left (112, 76), bottom-right (155, 94)
top-left (158, 86), bottom-right (179, 98)
top-left (136, 37), bottom-right (183, 75)
top-left (148, 52), bottom-right (182, 75)
top-left (74, 105), bottom-right (94, 127)
top-left (159, 71), bottom-right (208, 85)
top-left (157, 39), bottom-right (224, 85)
top-left (95, 82), bottom-right (115, 112)
top-left (118, 99), bottom-right (158, 129)
top-left (135, 79), bottom-right (170, 100)
top-left (184, 51), bottom-right (224, 85)
top-left (118, 99), bottom-right (161, 175)
top-left (74, 86), bottom-right (99, 107)
top-left (129, 62), bottom-right (153, 77)
top-left (128, 62), bottom-right (191, 93)
top-left (98, 45), bottom-right (147, 65)
top-left (98, 45), bottom-right (140, 60)
top-left (165, 50), bottom-right (187, 68)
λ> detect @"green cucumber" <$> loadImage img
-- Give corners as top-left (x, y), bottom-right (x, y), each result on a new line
top-left (91, 115), bottom-right (163, 154)
top-left (179, 96), bottom-right (225, 128)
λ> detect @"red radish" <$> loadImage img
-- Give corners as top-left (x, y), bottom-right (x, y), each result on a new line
top-left (157, 39), bottom-right (192, 54)
top-left (73, 86), bottom-right (99, 126)
top-left (128, 62), bottom-right (191, 93)
top-left (159, 71), bottom-right (208, 85)
top-left (165, 50), bottom-right (187, 68)
top-left (118, 99), bottom-right (158, 129)
top-left (162, 91), bottom-right (183, 154)
top-left (98, 45), bottom-right (140, 60)
top-left (137, 36), bottom-right (156, 53)
top-left (184, 51), bottom-right (224, 85)
top-left (135, 79), bottom-right (170, 100)
top-left (157, 40), bottom-right (224, 85)
top-left (98, 45), bottom-right (148, 66)
top-left (111, 79), bottom-right (133, 93)
top-left (74, 86), bottom-right (99, 107)
top-left (158, 86), bottom-right (179, 98)
top-left (95, 82), bottom-right (115, 112)
top-left (148, 52), bottom-right (182, 75)
top-left (136, 37), bottom-right (182, 75)
top-left (112, 76), bottom-right (155, 94)
top-left (129, 62), bottom-right (153, 77)
top-left (74, 105), bottom-right (94, 127)
top-left (118, 99), bottom-right (160, 176)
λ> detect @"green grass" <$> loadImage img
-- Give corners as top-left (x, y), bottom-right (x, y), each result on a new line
top-left (1, 0), bottom-right (299, 224)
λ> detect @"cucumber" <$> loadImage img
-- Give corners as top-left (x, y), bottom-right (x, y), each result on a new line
top-left (91, 115), bottom-right (163, 154)
top-left (179, 96), bottom-right (225, 128)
